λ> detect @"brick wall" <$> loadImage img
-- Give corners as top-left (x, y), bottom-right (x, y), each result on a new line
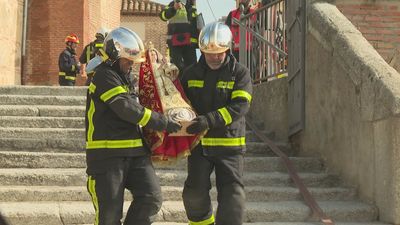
top-left (121, 15), bottom-right (168, 55)
top-left (335, 0), bottom-right (400, 62)
top-left (23, 0), bottom-right (121, 86)
top-left (23, 0), bottom-right (85, 85)
top-left (0, 0), bottom-right (23, 85)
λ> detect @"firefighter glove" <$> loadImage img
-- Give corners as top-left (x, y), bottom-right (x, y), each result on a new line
top-left (166, 118), bottom-right (182, 133)
top-left (186, 115), bottom-right (209, 134)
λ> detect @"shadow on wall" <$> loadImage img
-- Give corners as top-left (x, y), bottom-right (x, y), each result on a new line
top-left (0, 213), bottom-right (9, 225)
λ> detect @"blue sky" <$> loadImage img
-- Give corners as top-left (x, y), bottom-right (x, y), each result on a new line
top-left (152, 0), bottom-right (236, 24)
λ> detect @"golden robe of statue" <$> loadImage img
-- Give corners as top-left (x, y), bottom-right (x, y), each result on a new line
top-left (138, 46), bottom-right (200, 162)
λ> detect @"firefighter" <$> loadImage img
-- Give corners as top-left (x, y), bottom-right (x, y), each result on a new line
top-left (225, 0), bottom-right (255, 61)
top-left (159, 0), bottom-right (199, 76)
top-left (84, 27), bottom-right (182, 225)
top-left (79, 27), bottom-right (109, 85)
top-left (181, 22), bottom-right (253, 225)
top-left (58, 34), bottom-right (80, 86)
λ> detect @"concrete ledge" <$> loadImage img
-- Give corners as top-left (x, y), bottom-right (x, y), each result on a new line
top-left (295, 2), bottom-right (400, 223)
top-left (0, 86), bottom-right (87, 96)
top-left (0, 201), bottom-right (378, 224)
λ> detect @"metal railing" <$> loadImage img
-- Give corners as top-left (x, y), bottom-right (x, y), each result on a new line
top-left (234, 0), bottom-right (288, 83)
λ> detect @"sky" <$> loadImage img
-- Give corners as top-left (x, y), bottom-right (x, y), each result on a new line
top-left (152, 0), bottom-right (236, 24)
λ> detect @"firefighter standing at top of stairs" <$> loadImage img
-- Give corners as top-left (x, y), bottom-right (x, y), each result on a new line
top-left (181, 22), bottom-right (253, 225)
top-left (159, 0), bottom-right (200, 77)
top-left (58, 34), bottom-right (81, 86)
top-left (84, 27), bottom-right (182, 225)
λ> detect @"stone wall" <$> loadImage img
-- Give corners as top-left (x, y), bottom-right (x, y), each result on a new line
top-left (292, 2), bottom-right (400, 223)
top-left (248, 78), bottom-right (288, 142)
top-left (0, 0), bottom-right (24, 85)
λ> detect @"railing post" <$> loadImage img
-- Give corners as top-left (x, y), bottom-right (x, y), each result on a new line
top-left (239, 11), bottom-right (246, 65)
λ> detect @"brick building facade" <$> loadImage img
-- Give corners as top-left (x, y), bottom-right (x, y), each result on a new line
top-left (16, 0), bottom-right (167, 86)
top-left (121, 0), bottom-right (168, 56)
top-left (335, 0), bottom-right (400, 63)
top-left (23, 0), bottom-right (121, 86)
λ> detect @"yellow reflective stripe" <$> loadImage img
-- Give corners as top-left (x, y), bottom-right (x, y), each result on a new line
top-left (190, 38), bottom-right (198, 43)
top-left (161, 9), bottom-right (168, 21)
top-left (138, 108), bottom-right (151, 126)
top-left (277, 73), bottom-right (287, 79)
top-left (100, 86), bottom-right (127, 102)
top-left (65, 76), bottom-right (76, 81)
top-left (192, 12), bottom-right (197, 17)
top-left (216, 81), bottom-right (235, 89)
top-left (201, 137), bottom-right (246, 146)
top-left (86, 139), bottom-right (143, 149)
top-left (72, 65), bottom-right (76, 71)
top-left (87, 176), bottom-right (99, 225)
top-left (59, 72), bottom-right (66, 76)
top-left (218, 107), bottom-right (232, 125)
top-left (95, 43), bottom-right (104, 48)
top-left (87, 99), bottom-right (95, 141)
top-left (231, 90), bottom-right (252, 102)
top-left (188, 80), bottom-right (204, 88)
top-left (98, 48), bottom-right (109, 61)
top-left (189, 215), bottom-right (215, 225)
top-left (88, 83), bottom-right (96, 94)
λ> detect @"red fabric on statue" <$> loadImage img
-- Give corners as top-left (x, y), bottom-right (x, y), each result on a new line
top-left (139, 50), bottom-right (200, 162)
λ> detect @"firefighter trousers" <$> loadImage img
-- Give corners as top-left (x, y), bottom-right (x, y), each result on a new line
top-left (169, 45), bottom-right (197, 75)
top-left (86, 156), bottom-right (162, 225)
top-left (182, 146), bottom-right (245, 225)
top-left (59, 76), bottom-right (75, 86)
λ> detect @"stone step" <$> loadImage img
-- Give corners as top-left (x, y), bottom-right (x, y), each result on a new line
top-left (0, 138), bottom-right (292, 156)
top-left (0, 127), bottom-right (268, 141)
top-left (0, 185), bottom-right (355, 202)
top-left (149, 223), bottom-right (391, 225)
top-left (0, 138), bottom-right (86, 153)
top-left (0, 105), bottom-right (85, 117)
top-left (0, 168), bottom-right (340, 187)
top-left (0, 201), bottom-right (378, 225)
top-left (0, 116), bottom-right (84, 128)
top-left (0, 95), bottom-right (85, 106)
top-left (0, 151), bottom-right (323, 173)
top-left (0, 116), bottom-right (263, 138)
top-left (0, 127), bottom-right (83, 139)
top-left (0, 86), bottom-right (87, 96)
top-left (149, 223), bottom-right (389, 225)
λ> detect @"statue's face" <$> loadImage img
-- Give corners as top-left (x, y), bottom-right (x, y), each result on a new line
top-left (150, 50), bottom-right (159, 63)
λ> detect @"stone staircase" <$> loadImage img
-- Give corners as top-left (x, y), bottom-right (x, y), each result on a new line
top-left (0, 86), bottom-right (390, 225)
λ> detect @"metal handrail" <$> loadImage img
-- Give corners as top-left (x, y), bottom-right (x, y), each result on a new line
top-left (233, 0), bottom-right (288, 83)
top-left (246, 117), bottom-right (335, 225)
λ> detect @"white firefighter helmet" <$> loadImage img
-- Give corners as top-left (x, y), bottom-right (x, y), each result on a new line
top-left (86, 27), bottom-right (145, 73)
top-left (104, 27), bottom-right (145, 63)
top-left (199, 22), bottom-right (232, 54)
top-left (95, 27), bottom-right (109, 39)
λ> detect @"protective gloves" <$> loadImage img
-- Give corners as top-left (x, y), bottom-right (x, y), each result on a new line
top-left (166, 118), bottom-right (182, 133)
top-left (186, 115), bottom-right (209, 134)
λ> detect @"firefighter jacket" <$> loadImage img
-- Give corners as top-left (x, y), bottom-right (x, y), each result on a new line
top-left (58, 47), bottom-right (80, 82)
top-left (181, 54), bottom-right (253, 155)
top-left (160, 1), bottom-right (199, 48)
top-left (225, 7), bottom-right (255, 51)
top-left (85, 62), bottom-right (169, 172)
top-left (79, 40), bottom-right (104, 65)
